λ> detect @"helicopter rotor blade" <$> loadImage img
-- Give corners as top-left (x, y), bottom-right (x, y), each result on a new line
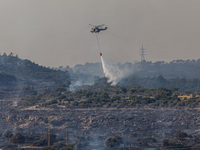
top-left (96, 24), bottom-right (105, 27)
top-left (89, 24), bottom-right (95, 27)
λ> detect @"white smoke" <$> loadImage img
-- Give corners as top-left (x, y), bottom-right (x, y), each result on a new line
top-left (69, 80), bottom-right (94, 92)
top-left (13, 100), bottom-right (18, 107)
top-left (69, 80), bottom-right (84, 92)
top-left (101, 57), bottom-right (134, 85)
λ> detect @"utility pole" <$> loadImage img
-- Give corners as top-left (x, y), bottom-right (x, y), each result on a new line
top-left (139, 44), bottom-right (146, 62)
top-left (48, 127), bottom-right (50, 147)
top-left (66, 128), bottom-right (68, 146)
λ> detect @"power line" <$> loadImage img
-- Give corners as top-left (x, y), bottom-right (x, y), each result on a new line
top-left (139, 44), bottom-right (146, 62)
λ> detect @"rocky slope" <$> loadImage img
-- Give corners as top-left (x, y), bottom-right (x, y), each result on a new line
top-left (1, 107), bottom-right (200, 149)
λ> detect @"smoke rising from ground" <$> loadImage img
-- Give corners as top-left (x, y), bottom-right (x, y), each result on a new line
top-left (69, 79), bottom-right (95, 92)
top-left (61, 64), bottom-right (102, 91)
top-left (101, 57), bottom-right (135, 85)
top-left (64, 58), bottom-right (136, 89)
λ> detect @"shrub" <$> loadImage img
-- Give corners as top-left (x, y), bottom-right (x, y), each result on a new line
top-left (61, 143), bottom-right (75, 150)
top-left (162, 138), bottom-right (184, 148)
top-left (9, 133), bottom-right (25, 144)
top-left (163, 139), bottom-right (169, 147)
top-left (174, 131), bottom-right (189, 140)
top-left (32, 133), bottom-right (57, 146)
top-left (121, 87), bottom-right (127, 93)
top-left (53, 142), bottom-right (65, 149)
top-left (41, 146), bottom-right (56, 150)
top-left (104, 136), bottom-right (123, 148)
top-left (2, 130), bottom-right (13, 139)
top-left (46, 99), bottom-right (58, 105)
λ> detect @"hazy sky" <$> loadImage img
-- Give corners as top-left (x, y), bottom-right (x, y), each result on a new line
top-left (0, 0), bottom-right (200, 67)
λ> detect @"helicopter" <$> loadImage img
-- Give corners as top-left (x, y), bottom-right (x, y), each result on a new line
top-left (89, 24), bottom-right (108, 33)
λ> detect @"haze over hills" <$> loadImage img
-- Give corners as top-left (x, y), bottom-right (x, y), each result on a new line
top-left (0, 52), bottom-right (200, 91)
top-left (63, 59), bottom-right (200, 79)
top-left (60, 58), bottom-right (200, 90)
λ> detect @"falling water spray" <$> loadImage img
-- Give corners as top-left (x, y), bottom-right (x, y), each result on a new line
top-left (101, 57), bottom-right (134, 85)
top-left (95, 33), bottom-right (134, 85)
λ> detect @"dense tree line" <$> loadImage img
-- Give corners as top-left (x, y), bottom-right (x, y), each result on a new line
top-left (18, 83), bottom-right (200, 109)
top-left (119, 75), bottom-right (200, 91)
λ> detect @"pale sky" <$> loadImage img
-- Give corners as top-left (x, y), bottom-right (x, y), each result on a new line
top-left (0, 0), bottom-right (200, 67)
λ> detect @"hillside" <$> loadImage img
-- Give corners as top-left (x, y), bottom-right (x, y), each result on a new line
top-left (0, 71), bottom-right (16, 86)
top-left (17, 83), bottom-right (200, 110)
top-left (0, 55), bottom-right (200, 149)
top-left (0, 53), bottom-right (70, 89)
top-left (2, 105), bottom-right (200, 149)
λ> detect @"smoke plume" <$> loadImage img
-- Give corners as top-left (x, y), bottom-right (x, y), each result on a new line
top-left (101, 57), bottom-right (134, 85)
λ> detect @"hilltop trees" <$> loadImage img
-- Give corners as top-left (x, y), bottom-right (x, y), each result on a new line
top-left (0, 53), bottom-right (71, 89)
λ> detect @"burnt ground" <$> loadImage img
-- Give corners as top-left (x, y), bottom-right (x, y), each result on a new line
top-left (0, 103), bottom-right (200, 149)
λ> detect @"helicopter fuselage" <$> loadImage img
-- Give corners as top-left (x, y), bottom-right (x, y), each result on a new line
top-left (90, 27), bottom-right (107, 33)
